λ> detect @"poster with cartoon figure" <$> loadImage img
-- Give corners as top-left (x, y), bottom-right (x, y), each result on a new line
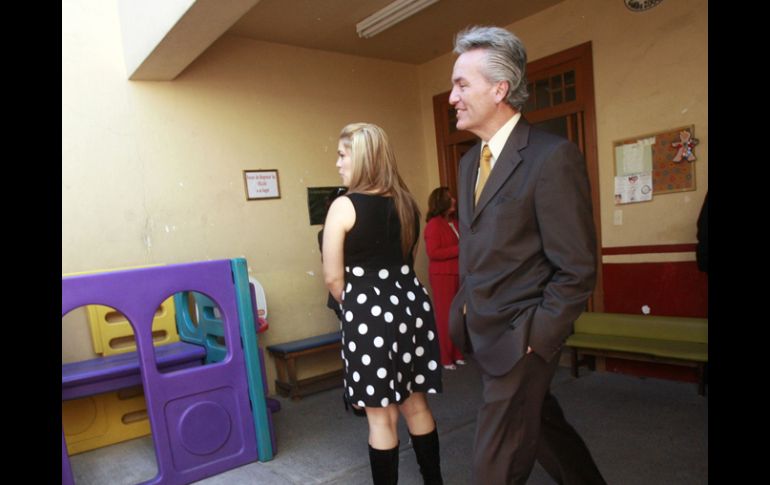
top-left (614, 173), bottom-right (653, 204)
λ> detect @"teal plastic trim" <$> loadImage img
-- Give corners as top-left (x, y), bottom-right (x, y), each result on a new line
top-left (174, 291), bottom-right (227, 363)
top-left (231, 258), bottom-right (274, 462)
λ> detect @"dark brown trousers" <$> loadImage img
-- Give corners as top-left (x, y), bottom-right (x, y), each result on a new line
top-left (471, 351), bottom-right (606, 485)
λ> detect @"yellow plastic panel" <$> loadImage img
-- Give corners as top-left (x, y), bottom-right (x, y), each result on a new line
top-left (62, 387), bottom-right (150, 454)
top-left (86, 297), bottom-right (179, 355)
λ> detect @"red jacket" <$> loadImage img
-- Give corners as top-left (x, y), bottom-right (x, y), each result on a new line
top-left (424, 216), bottom-right (459, 275)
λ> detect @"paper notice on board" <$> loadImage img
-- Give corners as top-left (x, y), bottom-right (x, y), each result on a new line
top-left (614, 172), bottom-right (653, 204)
top-left (615, 137), bottom-right (654, 176)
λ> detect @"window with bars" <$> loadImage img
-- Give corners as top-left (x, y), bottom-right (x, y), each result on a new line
top-left (524, 69), bottom-right (576, 112)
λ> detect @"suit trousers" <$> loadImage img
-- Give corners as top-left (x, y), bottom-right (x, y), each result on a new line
top-left (472, 350), bottom-right (606, 485)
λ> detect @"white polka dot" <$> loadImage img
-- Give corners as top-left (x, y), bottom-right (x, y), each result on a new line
top-left (390, 295), bottom-right (399, 305)
top-left (373, 336), bottom-right (384, 348)
top-left (357, 293), bottom-right (367, 304)
top-left (415, 374), bottom-right (425, 384)
top-left (395, 391), bottom-right (401, 401)
top-left (416, 317), bottom-right (423, 328)
top-left (428, 330), bottom-right (435, 341)
top-left (353, 267), bottom-right (364, 276)
top-left (373, 286), bottom-right (381, 295)
top-left (407, 291), bottom-right (416, 301)
top-left (358, 323), bottom-right (368, 335)
top-left (378, 269), bottom-right (389, 279)
top-left (381, 397), bottom-right (390, 407)
top-left (384, 312), bottom-right (394, 323)
top-left (346, 283), bottom-right (352, 292)
top-left (395, 281), bottom-right (402, 289)
top-left (399, 323), bottom-right (407, 334)
top-left (358, 400), bottom-right (365, 407)
top-left (362, 354), bottom-right (371, 365)
top-left (416, 346), bottom-right (425, 356)
top-left (353, 371), bottom-right (361, 382)
top-left (348, 341), bottom-right (356, 352)
top-left (412, 336), bottom-right (416, 344)
top-left (366, 385), bottom-right (375, 396)
top-left (389, 379), bottom-right (395, 389)
top-left (340, 349), bottom-right (345, 359)
top-left (371, 306), bottom-right (382, 317)
top-left (414, 277), bottom-right (420, 286)
top-left (407, 382), bottom-right (412, 392)
top-left (423, 287), bottom-right (428, 295)
top-left (349, 386), bottom-right (354, 396)
top-left (428, 389), bottom-right (437, 394)
top-left (377, 368), bottom-right (387, 379)
top-left (401, 265), bottom-right (409, 274)
top-left (392, 342), bottom-right (398, 352)
top-left (345, 311), bottom-right (354, 322)
top-left (406, 307), bottom-right (412, 316)
top-left (398, 372), bottom-right (403, 382)
top-left (428, 360), bottom-right (438, 370)
top-left (403, 353), bottom-right (412, 363)
top-left (423, 302), bottom-right (431, 311)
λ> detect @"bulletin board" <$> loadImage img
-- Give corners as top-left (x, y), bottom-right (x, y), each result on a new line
top-left (613, 125), bottom-right (698, 196)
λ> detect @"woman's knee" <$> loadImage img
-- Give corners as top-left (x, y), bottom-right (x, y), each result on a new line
top-left (399, 392), bottom-right (430, 418)
top-left (366, 404), bottom-right (399, 428)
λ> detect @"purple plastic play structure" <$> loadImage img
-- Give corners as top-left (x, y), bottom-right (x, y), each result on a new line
top-left (62, 259), bottom-right (273, 484)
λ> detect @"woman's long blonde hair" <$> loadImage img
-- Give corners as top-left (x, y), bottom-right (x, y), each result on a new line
top-left (339, 123), bottom-right (420, 259)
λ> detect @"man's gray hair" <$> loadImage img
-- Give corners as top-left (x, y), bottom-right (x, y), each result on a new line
top-left (454, 26), bottom-right (529, 111)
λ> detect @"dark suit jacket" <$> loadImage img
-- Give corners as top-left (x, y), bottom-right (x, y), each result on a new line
top-left (448, 118), bottom-right (597, 377)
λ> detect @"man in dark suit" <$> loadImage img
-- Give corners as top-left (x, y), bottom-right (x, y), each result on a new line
top-left (447, 26), bottom-right (606, 485)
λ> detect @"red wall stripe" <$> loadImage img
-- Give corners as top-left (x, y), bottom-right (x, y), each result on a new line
top-left (602, 261), bottom-right (707, 318)
top-left (602, 243), bottom-right (696, 255)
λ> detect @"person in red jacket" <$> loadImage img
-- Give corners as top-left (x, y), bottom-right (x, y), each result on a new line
top-left (424, 187), bottom-right (465, 370)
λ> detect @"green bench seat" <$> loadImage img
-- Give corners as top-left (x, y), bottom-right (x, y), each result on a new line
top-left (565, 312), bottom-right (708, 395)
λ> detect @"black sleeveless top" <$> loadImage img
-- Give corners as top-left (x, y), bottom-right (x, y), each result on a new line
top-left (344, 193), bottom-right (418, 268)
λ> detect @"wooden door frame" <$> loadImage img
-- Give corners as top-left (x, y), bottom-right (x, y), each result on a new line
top-left (526, 42), bottom-right (604, 311)
top-left (432, 41), bottom-right (604, 311)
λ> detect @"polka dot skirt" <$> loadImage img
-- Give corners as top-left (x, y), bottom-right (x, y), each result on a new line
top-left (340, 263), bottom-right (443, 407)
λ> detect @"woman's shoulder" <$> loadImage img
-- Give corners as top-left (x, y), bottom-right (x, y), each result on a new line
top-left (327, 195), bottom-right (356, 221)
top-left (425, 216), bottom-right (445, 230)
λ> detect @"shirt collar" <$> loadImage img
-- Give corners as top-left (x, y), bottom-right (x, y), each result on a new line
top-left (482, 112), bottom-right (521, 167)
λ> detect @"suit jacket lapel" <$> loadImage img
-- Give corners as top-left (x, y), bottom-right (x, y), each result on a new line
top-left (472, 119), bottom-right (530, 224)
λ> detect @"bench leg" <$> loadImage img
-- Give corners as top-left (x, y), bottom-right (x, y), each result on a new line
top-left (696, 363), bottom-right (706, 396)
top-left (571, 348), bottom-right (580, 378)
top-left (286, 358), bottom-right (299, 400)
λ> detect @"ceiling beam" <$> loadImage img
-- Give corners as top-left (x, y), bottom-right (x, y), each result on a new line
top-left (118, 0), bottom-right (260, 81)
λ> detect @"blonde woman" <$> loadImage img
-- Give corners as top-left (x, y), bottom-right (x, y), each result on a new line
top-left (323, 123), bottom-right (443, 484)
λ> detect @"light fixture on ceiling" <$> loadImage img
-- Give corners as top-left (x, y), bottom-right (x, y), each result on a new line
top-left (356, 0), bottom-right (440, 39)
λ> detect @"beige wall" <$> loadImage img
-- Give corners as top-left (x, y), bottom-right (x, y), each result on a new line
top-left (63, 0), bottom-right (432, 384)
top-left (418, 0), bottom-right (708, 253)
top-left (63, 0), bottom-right (707, 385)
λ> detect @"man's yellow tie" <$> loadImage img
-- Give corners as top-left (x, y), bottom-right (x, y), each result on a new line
top-left (475, 145), bottom-right (493, 205)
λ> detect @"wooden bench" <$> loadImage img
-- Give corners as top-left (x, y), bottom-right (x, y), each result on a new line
top-left (266, 331), bottom-right (343, 399)
top-left (566, 312), bottom-right (708, 395)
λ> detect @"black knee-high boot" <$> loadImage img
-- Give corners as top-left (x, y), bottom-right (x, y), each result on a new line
top-left (369, 443), bottom-right (399, 485)
top-left (409, 427), bottom-right (443, 485)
